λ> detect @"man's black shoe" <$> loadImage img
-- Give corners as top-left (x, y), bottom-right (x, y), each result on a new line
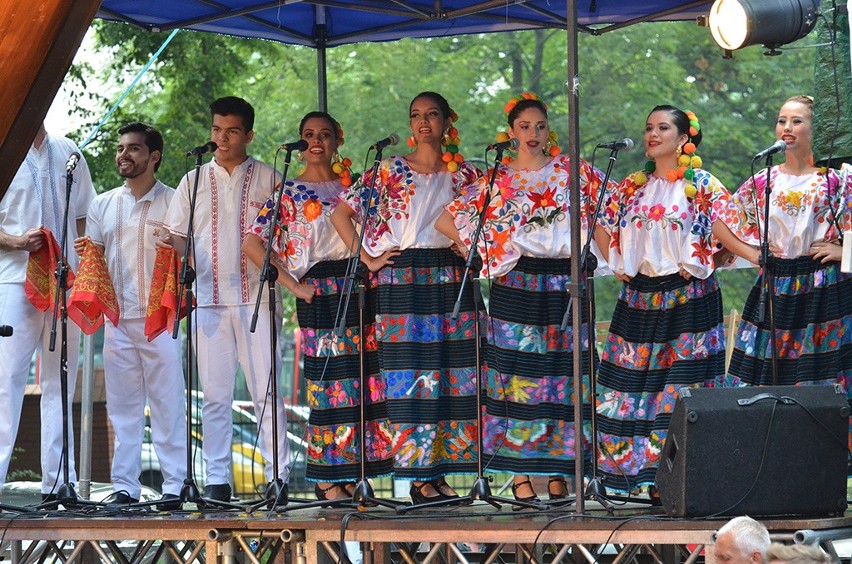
top-left (106, 492), bottom-right (139, 506)
top-left (202, 483), bottom-right (232, 502)
top-left (156, 493), bottom-right (181, 511)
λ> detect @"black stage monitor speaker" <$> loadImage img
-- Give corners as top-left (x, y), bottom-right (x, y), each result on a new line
top-left (655, 385), bottom-right (849, 518)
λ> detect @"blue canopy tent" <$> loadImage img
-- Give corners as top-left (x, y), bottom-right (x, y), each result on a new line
top-left (97, 1), bottom-right (713, 108)
top-left (88, 0), bottom-right (716, 511)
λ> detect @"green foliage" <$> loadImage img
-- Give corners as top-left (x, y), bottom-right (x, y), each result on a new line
top-left (7, 448), bottom-right (41, 482)
top-left (62, 18), bottom-right (819, 326)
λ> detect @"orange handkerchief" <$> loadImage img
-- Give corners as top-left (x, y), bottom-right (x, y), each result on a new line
top-left (67, 239), bottom-right (120, 335)
top-left (25, 228), bottom-right (75, 313)
top-left (145, 246), bottom-right (190, 342)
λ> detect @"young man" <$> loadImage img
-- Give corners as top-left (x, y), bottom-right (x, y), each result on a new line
top-left (164, 97), bottom-right (289, 503)
top-left (75, 122), bottom-right (187, 508)
top-left (0, 124), bottom-right (96, 501)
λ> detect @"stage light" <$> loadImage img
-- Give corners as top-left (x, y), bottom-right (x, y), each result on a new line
top-left (708, 0), bottom-right (819, 52)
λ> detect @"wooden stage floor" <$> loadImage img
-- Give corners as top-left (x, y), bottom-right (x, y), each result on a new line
top-left (1, 498), bottom-right (850, 563)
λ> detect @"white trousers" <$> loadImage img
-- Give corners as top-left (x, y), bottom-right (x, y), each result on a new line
top-left (195, 304), bottom-right (288, 485)
top-left (0, 282), bottom-right (80, 494)
top-left (103, 318), bottom-right (187, 498)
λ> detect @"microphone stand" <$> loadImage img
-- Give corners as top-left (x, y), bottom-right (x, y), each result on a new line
top-left (399, 146), bottom-right (545, 513)
top-left (36, 166), bottom-right (94, 510)
top-left (557, 147), bottom-right (652, 510)
top-left (168, 153), bottom-right (240, 510)
top-left (244, 147), bottom-right (295, 512)
top-left (282, 144), bottom-right (402, 512)
top-left (756, 158), bottom-right (779, 385)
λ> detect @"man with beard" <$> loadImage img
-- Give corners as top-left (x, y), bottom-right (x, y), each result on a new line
top-left (75, 122), bottom-right (186, 508)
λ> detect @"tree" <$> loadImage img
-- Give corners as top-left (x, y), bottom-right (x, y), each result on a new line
top-left (63, 19), bottom-right (819, 324)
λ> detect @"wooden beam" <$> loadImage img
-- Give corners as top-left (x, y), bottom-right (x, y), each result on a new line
top-left (0, 0), bottom-right (101, 202)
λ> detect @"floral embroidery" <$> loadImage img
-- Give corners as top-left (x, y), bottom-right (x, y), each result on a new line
top-left (449, 155), bottom-right (608, 277)
top-left (601, 168), bottom-right (728, 273)
top-left (248, 180), bottom-right (343, 275)
top-left (721, 166), bottom-right (852, 257)
top-left (346, 157), bottom-right (478, 249)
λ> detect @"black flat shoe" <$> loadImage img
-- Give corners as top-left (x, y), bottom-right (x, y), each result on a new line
top-left (315, 482), bottom-right (356, 502)
top-left (548, 477), bottom-right (569, 500)
top-left (430, 477), bottom-right (459, 500)
top-left (409, 481), bottom-right (442, 505)
top-left (511, 479), bottom-right (540, 511)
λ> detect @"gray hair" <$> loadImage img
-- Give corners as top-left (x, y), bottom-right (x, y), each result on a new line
top-left (716, 516), bottom-right (771, 558)
top-left (766, 543), bottom-right (835, 564)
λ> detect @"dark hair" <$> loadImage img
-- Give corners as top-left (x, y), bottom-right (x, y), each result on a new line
top-left (117, 121), bottom-right (164, 171)
top-left (508, 98), bottom-right (548, 127)
top-left (649, 104), bottom-right (703, 149)
top-left (410, 91), bottom-right (452, 121)
top-left (299, 111), bottom-right (340, 140)
top-left (209, 96), bottom-right (255, 132)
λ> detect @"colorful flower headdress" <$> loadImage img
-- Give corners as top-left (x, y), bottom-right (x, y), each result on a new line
top-left (496, 92), bottom-right (560, 165)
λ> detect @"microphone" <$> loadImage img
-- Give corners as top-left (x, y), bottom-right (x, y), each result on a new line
top-left (753, 139), bottom-right (787, 161)
top-left (486, 138), bottom-right (521, 152)
top-left (596, 138), bottom-right (634, 152)
top-left (65, 152), bottom-right (81, 173)
top-left (185, 141), bottom-right (218, 157)
top-left (0, 325), bottom-right (11, 337)
top-left (279, 139), bottom-right (309, 152)
top-left (371, 133), bottom-right (400, 150)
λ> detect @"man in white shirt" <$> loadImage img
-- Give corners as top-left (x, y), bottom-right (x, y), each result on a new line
top-left (163, 97), bottom-right (289, 503)
top-left (0, 124), bottom-right (96, 501)
top-left (75, 122), bottom-right (187, 509)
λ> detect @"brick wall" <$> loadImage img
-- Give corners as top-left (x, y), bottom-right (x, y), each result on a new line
top-left (9, 393), bottom-right (113, 483)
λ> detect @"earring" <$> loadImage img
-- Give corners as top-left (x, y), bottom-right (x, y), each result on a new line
top-left (407, 135), bottom-right (417, 148)
top-left (676, 146), bottom-right (682, 158)
top-left (442, 129), bottom-right (452, 147)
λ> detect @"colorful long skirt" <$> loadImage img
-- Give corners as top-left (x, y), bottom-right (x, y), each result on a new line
top-left (596, 273), bottom-right (727, 493)
top-left (376, 248), bottom-right (479, 480)
top-left (299, 259), bottom-right (393, 483)
top-left (482, 257), bottom-right (594, 476)
top-left (727, 257), bottom-right (852, 455)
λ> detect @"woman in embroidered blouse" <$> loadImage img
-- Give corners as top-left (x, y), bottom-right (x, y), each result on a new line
top-left (243, 111), bottom-right (392, 502)
top-left (593, 105), bottom-right (746, 497)
top-left (436, 95), bottom-right (606, 504)
top-left (330, 92), bottom-right (481, 504)
top-left (721, 96), bottom-right (852, 439)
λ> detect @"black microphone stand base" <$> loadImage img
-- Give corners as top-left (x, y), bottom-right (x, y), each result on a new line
top-left (582, 477), bottom-right (615, 513)
top-left (179, 478), bottom-right (202, 506)
top-left (243, 478), bottom-right (289, 512)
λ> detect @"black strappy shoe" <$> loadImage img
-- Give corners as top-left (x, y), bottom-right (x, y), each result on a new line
top-left (430, 477), bottom-right (459, 500)
top-left (314, 482), bottom-right (355, 502)
top-left (548, 477), bottom-right (569, 500)
top-left (409, 481), bottom-right (442, 505)
top-left (511, 479), bottom-right (540, 511)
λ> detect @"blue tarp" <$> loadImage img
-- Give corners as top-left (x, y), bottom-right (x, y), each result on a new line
top-left (97, 0), bottom-right (712, 47)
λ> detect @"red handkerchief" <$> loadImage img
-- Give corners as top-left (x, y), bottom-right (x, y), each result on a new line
top-left (25, 228), bottom-right (75, 313)
top-left (67, 239), bottom-right (120, 335)
top-left (145, 246), bottom-right (190, 342)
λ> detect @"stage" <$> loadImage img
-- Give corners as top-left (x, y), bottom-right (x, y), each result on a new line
top-left (1, 498), bottom-right (851, 563)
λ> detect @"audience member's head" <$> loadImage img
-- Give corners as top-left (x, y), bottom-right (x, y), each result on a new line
top-left (766, 543), bottom-right (834, 564)
top-left (714, 516), bottom-right (771, 563)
